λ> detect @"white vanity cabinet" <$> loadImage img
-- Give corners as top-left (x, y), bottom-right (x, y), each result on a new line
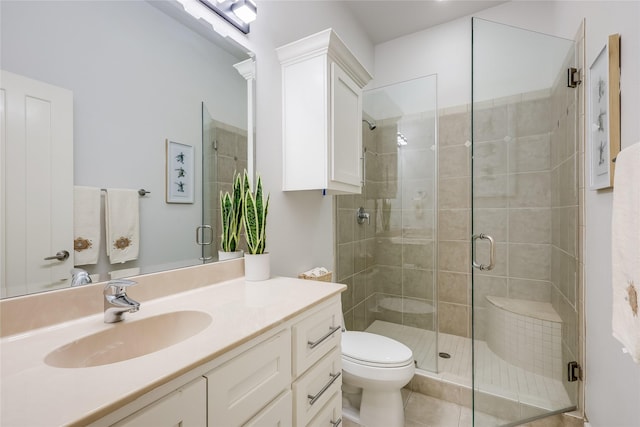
top-left (100, 295), bottom-right (343, 427)
top-left (277, 28), bottom-right (372, 194)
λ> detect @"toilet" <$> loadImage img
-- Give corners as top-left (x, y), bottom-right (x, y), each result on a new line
top-left (341, 330), bottom-right (415, 427)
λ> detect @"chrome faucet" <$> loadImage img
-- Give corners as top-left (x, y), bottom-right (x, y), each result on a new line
top-left (70, 268), bottom-right (92, 287)
top-left (103, 279), bottom-right (140, 323)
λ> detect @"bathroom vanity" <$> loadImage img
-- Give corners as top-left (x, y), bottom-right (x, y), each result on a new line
top-left (0, 260), bottom-right (346, 426)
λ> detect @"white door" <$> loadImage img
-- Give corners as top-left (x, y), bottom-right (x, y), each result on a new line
top-left (1, 70), bottom-right (73, 297)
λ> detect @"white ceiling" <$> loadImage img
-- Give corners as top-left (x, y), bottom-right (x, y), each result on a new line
top-left (343, 0), bottom-right (507, 44)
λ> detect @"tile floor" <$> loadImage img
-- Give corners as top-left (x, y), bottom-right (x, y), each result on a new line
top-left (342, 389), bottom-right (507, 427)
top-left (365, 321), bottom-right (572, 411)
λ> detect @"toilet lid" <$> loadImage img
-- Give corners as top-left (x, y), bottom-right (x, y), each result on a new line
top-left (342, 331), bottom-right (413, 368)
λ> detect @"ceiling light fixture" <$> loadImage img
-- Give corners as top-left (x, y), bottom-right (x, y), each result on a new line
top-left (199, 0), bottom-right (257, 34)
top-left (232, 0), bottom-right (257, 24)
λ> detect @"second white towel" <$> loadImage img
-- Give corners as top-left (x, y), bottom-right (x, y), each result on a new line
top-left (612, 142), bottom-right (640, 363)
top-left (105, 188), bottom-right (140, 264)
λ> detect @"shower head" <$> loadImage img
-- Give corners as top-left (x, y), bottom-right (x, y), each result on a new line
top-left (362, 119), bottom-right (377, 130)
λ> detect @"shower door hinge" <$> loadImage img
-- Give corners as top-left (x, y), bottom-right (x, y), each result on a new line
top-left (567, 67), bottom-right (582, 88)
top-left (568, 361), bottom-right (582, 382)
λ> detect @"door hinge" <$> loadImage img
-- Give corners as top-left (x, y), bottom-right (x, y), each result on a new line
top-left (567, 67), bottom-right (582, 88)
top-left (568, 361), bottom-right (582, 382)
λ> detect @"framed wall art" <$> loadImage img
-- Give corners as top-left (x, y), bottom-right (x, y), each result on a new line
top-left (166, 139), bottom-right (195, 203)
top-left (589, 33), bottom-right (621, 190)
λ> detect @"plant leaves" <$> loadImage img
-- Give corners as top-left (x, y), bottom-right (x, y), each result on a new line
top-left (219, 191), bottom-right (229, 251)
top-left (219, 171), bottom-right (244, 252)
top-left (243, 188), bottom-right (259, 253)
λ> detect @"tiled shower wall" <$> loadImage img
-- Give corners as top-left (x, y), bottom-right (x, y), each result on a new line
top-left (470, 90), bottom-right (557, 342)
top-left (438, 89), bottom-right (561, 341)
top-left (338, 116), bottom-right (437, 337)
top-left (437, 106), bottom-right (472, 338)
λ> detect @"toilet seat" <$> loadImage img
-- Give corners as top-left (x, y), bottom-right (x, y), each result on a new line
top-left (342, 331), bottom-right (413, 368)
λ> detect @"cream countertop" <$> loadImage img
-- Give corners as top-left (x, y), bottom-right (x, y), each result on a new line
top-left (0, 275), bottom-right (346, 427)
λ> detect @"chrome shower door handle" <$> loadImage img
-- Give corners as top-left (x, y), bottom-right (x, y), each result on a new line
top-left (472, 233), bottom-right (495, 271)
top-left (196, 225), bottom-right (214, 261)
top-left (196, 225), bottom-right (213, 246)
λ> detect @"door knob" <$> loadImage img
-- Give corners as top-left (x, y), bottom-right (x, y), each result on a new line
top-left (44, 250), bottom-right (70, 261)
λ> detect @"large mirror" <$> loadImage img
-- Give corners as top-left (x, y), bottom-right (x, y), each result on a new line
top-left (0, 0), bottom-right (254, 298)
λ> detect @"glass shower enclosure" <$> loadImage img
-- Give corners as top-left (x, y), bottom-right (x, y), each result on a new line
top-left (337, 75), bottom-right (439, 372)
top-left (471, 18), bottom-right (580, 425)
top-left (336, 16), bottom-right (581, 426)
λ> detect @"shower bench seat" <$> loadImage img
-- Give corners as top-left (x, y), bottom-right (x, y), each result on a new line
top-left (486, 296), bottom-right (563, 379)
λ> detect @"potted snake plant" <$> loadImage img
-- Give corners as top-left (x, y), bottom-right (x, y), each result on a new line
top-left (219, 172), bottom-right (244, 261)
top-left (242, 170), bottom-right (270, 280)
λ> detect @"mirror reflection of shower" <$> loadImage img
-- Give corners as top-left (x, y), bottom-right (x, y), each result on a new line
top-left (362, 118), bottom-right (377, 130)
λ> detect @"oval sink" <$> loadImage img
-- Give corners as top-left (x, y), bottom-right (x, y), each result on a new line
top-left (45, 310), bottom-right (212, 368)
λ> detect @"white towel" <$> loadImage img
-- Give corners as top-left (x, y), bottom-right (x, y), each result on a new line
top-left (105, 188), bottom-right (140, 264)
top-left (611, 142), bottom-right (640, 363)
top-left (73, 186), bottom-right (101, 265)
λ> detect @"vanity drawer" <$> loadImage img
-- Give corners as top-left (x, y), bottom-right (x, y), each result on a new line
top-left (244, 390), bottom-right (292, 427)
top-left (206, 329), bottom-right (291, 427)
top-left (293, 347), bottom-right (342, 427)
top-left (292, 299), bottom-right (342, 376)
top-left (112, 377), bottom-right (206, 427)
top-left (306, 390), bottom-right (342, 427)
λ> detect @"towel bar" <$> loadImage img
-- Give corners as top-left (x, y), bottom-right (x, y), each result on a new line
top-left (100, 188), bottom-right (150, 197)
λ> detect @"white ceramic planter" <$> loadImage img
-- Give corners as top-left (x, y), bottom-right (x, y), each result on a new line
top-left (218, 250), bottom-right (244, 261)
top-left (244, 253), bottom-right (270, 281)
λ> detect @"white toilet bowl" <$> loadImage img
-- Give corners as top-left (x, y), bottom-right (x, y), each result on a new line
top-left (341, 331), bottom-right (415, 427)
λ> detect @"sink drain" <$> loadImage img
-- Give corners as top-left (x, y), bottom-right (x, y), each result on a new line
top-left (438, 352), bottom-right (451, 359)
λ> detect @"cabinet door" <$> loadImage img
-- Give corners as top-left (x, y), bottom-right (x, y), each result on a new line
top-left (292, 300), bottom-right (342, 376)
top-left (330, 62), bottom-right (362, 191)
top-left (306, 391), bottom-right (341, 427)
top-left (112, 377), bottom-right (206, 427)
top-left (293, 348), bottom-right (342, 426)
top-left (206, 329), bottom-right (291, 426)
top-left (244, 391), bottom-right (292, 427)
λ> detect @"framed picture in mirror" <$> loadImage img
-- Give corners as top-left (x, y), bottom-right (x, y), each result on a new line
top-left (588, 33), bottom-right (621, 190)
top-left (166, 140), bottom-right (195, 203)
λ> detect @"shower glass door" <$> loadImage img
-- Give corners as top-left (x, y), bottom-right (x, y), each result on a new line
top-left (337, 75), bottom-right (438, 372)
top-left (471, 18), bottom-right (579, 425)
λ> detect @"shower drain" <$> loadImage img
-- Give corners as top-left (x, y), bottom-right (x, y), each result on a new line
top-left (438, 352), bottom-right (451, 359)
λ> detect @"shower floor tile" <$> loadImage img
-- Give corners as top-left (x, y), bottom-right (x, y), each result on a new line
top-left (365, 320), bottom-right (572, 412)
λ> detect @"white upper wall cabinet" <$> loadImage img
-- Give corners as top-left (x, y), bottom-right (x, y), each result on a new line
top-left (277, 28), bottom-right (372, 194)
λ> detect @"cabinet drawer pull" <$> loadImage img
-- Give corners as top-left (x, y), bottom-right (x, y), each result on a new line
top-left (331, 417), bottom-right (342, 427)
top-left (307, 325), bottom-right (341, 349)
top-left (307, 372), bottom-right (341, 406)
